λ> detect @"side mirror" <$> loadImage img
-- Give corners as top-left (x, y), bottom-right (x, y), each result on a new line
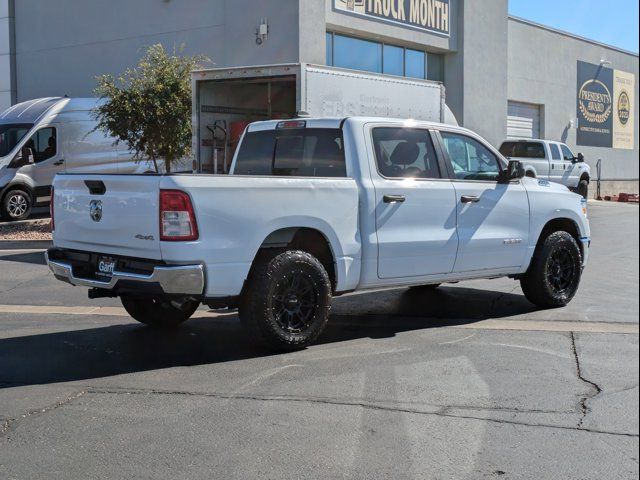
top-left (499, 160), bottom-right (525, 183)
top-left (577, 152), bottom-right (585, 163)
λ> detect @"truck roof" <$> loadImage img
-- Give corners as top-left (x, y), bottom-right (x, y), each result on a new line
top-left (247, 117), bottom-right (474, 134)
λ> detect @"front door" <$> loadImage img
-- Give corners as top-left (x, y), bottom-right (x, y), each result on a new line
top-left (438, 131), bottom-right (530, 273)
top-left (19, 125), bottom-right (62, 203)
top-left (371, 126), bottom-right (458, 279)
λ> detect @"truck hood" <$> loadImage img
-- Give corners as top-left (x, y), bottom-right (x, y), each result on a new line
top-left (521, 176), bottom-right (571, 194)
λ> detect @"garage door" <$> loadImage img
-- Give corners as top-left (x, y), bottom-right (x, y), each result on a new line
top-left (507, 101), bottom-right (541, 139)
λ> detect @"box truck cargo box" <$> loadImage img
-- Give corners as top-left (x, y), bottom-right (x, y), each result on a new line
top-left (191, 63), bottom-right (457, 173)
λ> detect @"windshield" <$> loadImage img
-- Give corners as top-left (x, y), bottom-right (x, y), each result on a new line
top-left (499, 141), bottom-right (546, 159)
top-left (0, 124), bottom-right (33, 157)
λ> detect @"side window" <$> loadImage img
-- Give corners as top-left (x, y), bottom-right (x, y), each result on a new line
top-left (25, 127), bottom-right (57, 163)
top-left (372, 128), bottom-right (442, 179)
top-left (234, 129), bottom-right (346, 177)
top-left (560, 144), bottom-right (575, 161)
top-left (441, 132), bottom-right (501, 181)
top-left (550, 143), bottom-right (562, 160)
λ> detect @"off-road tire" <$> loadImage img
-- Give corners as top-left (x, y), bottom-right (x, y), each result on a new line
top-left (1, 189), bottom-right (32, 221)
top-left (520, 231), bottom-right (582, 308)
top-left (239, 250), bottom-right (332, 351)
top-left (121, 296), bottom-right (200, 328)
top-left (577, 179), bottom-right (589, 199)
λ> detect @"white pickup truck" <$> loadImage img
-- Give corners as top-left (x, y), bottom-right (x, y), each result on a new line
top-left (498, 139), bottom-right (591, 199)
top-left (47, 118), bottom-right (591, 350)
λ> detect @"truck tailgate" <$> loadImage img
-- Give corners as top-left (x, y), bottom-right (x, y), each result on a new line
top-left (52, 174), bottom-right (163, 259)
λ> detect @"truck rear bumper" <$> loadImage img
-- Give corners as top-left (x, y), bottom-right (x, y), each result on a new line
top-left (45, 249), bottom-right (205, 296)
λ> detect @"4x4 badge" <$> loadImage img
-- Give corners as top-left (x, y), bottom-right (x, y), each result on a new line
top-left (89, 200), bottom-right (102, 222)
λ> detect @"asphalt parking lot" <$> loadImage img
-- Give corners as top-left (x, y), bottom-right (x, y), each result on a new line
top-left (0, 201), bottom-right (638, 479)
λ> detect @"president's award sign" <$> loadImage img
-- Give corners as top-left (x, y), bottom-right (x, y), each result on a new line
top-left (577, 61), bottom-right (635, 149)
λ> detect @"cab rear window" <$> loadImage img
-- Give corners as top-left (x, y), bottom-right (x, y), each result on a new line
top-left (499, 141), bottom-right (546, 159)
top-left (234, 129), bottom-right (346, 177)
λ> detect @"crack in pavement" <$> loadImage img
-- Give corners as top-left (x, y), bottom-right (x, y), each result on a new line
top-left (80, 386), bottom-right (638, 439)
top-left (570, 332), bottom-right (603, 429)
top-left (0, 390), bottom-right (86, 438)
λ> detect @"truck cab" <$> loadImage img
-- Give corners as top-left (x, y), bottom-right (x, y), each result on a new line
top-left (498, 139), bottom-right (591, 198)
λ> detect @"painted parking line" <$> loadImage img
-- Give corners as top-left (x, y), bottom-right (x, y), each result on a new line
top-left (0, 304), bottom-right (637, 334)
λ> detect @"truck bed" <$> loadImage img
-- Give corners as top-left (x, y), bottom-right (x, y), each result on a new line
top-left (52, 173), bottom-right (361, 297)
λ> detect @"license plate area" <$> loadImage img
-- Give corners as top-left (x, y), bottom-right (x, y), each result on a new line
top-left (96, 256), bottom-right (116, 279)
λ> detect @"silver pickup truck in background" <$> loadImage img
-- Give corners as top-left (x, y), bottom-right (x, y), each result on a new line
top-left (498, 139), bottom-right (591, 199)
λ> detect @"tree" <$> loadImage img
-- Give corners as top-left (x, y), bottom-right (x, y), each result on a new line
top-left (93, 44), bottom-right (206, 173)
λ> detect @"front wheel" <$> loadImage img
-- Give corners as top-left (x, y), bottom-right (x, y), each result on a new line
top-left (520, 231), bottom-right (582, 308)
top-left (239, 250), bottom-right (332, 351)
top-left (1, 189), bottom-right (32, 221)
top-left (121, 296), bottom-right (200, 328)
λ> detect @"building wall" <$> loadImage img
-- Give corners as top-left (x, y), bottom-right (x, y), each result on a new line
top-left (508, 17), bottom-right (639, 184)
top-left (0, 0), bottom-right (15, 111)
top-left (12, 0), bottom-right (300, 101)
top-left (444, 0), bottom-right (508, 147)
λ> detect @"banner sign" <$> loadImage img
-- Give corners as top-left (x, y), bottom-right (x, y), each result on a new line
top-left (577, 61), bottom-right (635, 149)
top-left (613, 69), bottom-right (635, 150)
top-left (333, 0), bottom-right (450, 36)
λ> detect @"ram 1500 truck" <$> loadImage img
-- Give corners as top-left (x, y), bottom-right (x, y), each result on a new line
top-left (498, 139), bottom-right (592, 199)
top-left (47, 118), bottom-right (591, 350)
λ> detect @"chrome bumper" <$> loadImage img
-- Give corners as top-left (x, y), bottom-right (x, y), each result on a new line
top-left (45, 252), bottom-right (205, 296)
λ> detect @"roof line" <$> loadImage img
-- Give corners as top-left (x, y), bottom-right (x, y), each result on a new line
top-left (508, 15), bottom-right (639, 58)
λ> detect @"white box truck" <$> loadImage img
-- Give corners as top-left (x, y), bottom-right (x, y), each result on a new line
top-left (191, 63), bottom-right (458, 173)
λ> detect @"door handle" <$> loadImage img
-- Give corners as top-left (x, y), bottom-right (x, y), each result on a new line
top-left (383, 194), bottom-right (406, 204)
top-left (53, 159), bottom-right (65, 166)
top-left (461, 195), bottom-right (480, 204)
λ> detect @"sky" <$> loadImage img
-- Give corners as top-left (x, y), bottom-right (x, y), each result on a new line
top-left (509, 0), bottom-right (639, 54)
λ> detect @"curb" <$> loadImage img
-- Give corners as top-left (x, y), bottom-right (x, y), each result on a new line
top-left (0, 240), bottom-right (52, 251)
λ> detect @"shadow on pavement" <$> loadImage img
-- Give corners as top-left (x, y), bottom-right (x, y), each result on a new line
top-left (0, 286), bottom-right (538, 388)
top-left (0, 251), bottom-right (47, 265)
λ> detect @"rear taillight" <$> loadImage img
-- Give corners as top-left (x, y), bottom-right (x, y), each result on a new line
top-left (50, 186), bottom-right (55, 231)
top-left (159, 190), bottom-right (198, 241)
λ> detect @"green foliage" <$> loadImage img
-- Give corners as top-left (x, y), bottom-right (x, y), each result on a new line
top-left (93, 44), bottom-right (206, 173)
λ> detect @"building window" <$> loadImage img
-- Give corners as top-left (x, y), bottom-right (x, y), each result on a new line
top-left (326, 32), bottom-right (443, 82)
top-left (333, 34), bottom-right (382, 73)
top-left (405, 49), bottom-right (425, 79)
top-left (426, 53), bottom-right (444, 82)
top-left (383, 44), bottom-right (404, 76)
top-left (326, 32), bottom-right (333, 66)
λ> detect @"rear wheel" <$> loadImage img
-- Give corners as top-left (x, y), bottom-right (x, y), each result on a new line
top-left (577, 179), bottom-right (589, 199)
top-left (520, 231), bottom-right (582, 308)
top-left (121, 296), bottom-right (200, 328)
top-left (239, 250), bottom-right (332, 351)
top-left (1, 189), bottom-right (32, 221)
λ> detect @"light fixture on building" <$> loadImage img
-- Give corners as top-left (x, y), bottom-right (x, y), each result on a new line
top-left (256, 19), bottom-right (269, 45)
top-left (600, 57), bottom-right (612, 66)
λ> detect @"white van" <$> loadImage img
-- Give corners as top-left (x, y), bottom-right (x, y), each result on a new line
top-left (0, 97), bottom-right (156, 220)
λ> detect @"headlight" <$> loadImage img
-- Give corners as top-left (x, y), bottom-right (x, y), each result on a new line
top-left (581, 198), bottom-right (588, 218)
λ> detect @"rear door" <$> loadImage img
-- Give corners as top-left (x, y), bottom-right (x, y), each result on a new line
top-left (53, 174), bottom-right (163, 259)
top-left (439, 130), bottom-right (530, 273)
top-left (370, 126), bottom-right (458, 279)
